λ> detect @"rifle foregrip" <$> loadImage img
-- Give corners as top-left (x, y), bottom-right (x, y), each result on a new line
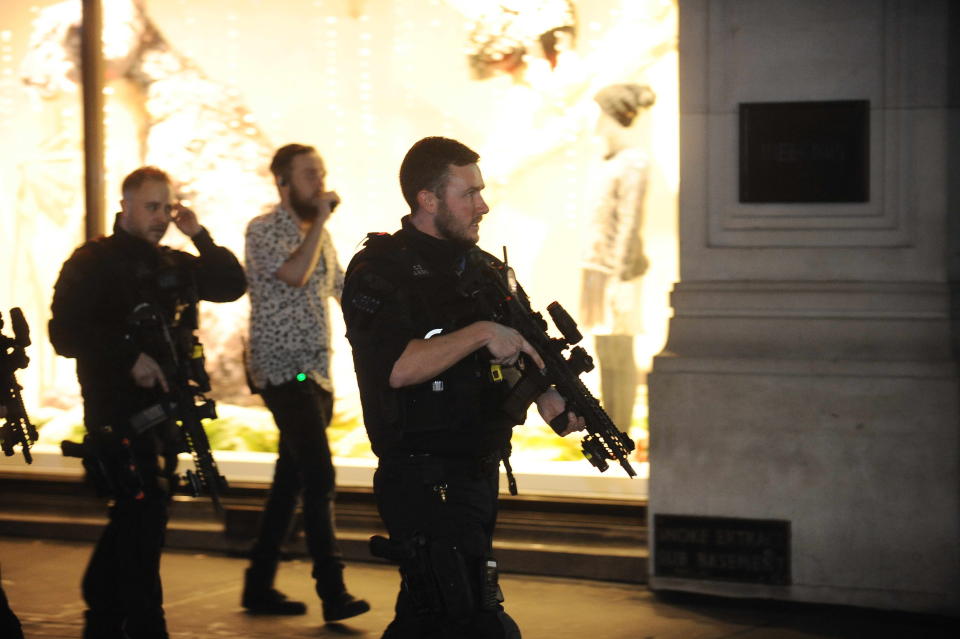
top-left (548, 413), bottom-right (568, 435)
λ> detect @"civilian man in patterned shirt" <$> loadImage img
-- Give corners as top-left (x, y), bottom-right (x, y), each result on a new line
top-left (242, 144), bottom-right (369, 622)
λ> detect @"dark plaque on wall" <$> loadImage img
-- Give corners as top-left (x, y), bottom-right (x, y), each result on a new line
top-left (739, 100), bottom-right (869, 203)
top-left (654, 514), bottom-right (791, 585)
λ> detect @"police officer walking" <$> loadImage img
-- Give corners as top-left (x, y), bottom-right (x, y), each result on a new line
top-left (342, 137), bottom-right (584, 638)
top-left (50, 166), bottom-right (246, 639)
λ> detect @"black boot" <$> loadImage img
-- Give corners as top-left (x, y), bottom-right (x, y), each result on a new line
top-left (242, 564), bottom-right (307, 615)
top-left (83, 609), bottom-right (127, 639)
top-left (314, 560), bottom-right (370, 622)
top-left (123, 606), bottom-right (170, 639)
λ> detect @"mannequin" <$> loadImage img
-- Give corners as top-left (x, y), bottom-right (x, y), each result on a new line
top-left (580, 83), bottom-right (656, 432)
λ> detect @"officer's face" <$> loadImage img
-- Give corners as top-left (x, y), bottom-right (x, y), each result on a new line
top-left (435, 163), bottom-right (489, 247)
top-left (120, 179), bottom-right (174, 245)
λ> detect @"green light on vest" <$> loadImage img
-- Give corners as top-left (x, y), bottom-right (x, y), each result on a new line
top-left (296, 373), bottom-right (307, 382)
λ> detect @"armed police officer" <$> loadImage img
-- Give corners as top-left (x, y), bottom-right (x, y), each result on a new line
top-left (342, 137), bottom-right (584, 638)
top-left (50, 166), bottom-right (246, 639)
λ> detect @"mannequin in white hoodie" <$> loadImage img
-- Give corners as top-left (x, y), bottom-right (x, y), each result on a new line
top-left (580, 83), bottom-right (656, 433)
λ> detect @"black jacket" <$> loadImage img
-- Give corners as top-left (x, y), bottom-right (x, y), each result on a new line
top-left (342, 216), bottom-right (517, 458)
top-left (49, 219), bottom-right (246, 429)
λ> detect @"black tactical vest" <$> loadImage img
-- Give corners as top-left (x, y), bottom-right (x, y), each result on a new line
top-left (349, 231), bottom-right (518, 453)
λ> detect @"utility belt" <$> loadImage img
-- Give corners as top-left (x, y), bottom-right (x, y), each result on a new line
top-left (60, 402), bottom-right (184, 499)
top-left (379, 449), bottom-right (518, 496)
top-left (380, 451), bottom-right (499, 474)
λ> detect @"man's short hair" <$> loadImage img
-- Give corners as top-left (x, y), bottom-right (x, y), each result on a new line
top-left (399, 137), bottom-right (480, 211)
top-left (270, 143), bottom-right (317, 185)
top-left (121, 166), bottom-right (171, 199)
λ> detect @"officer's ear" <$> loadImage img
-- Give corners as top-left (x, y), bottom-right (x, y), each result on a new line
top-left (417, 189), bottom-right (438, 214)
top-left (117, 199), bottom-right (132, 233)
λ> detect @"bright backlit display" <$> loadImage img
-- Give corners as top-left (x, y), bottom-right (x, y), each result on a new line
top-left (0, 0), bottom-right (676, 488)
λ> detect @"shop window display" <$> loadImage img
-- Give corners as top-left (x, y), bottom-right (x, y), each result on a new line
top-left (0, 0), bottom-right (677, 495)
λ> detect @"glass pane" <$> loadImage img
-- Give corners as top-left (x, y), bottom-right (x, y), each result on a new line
top-left (2, 0), bottom-right (677, 499)
top-left (1, 1), bottom-right (89, 449)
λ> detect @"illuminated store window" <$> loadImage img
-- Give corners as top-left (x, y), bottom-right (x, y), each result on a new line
top-left (0, 0), bottom-right (677, 499)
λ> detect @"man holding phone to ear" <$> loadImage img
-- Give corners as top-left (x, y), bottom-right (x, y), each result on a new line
top-left (242, 144), bottom-right (368, 622)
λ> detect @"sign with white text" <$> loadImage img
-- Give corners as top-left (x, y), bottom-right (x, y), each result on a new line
top-left (654, 514), bottom-right (791, 585)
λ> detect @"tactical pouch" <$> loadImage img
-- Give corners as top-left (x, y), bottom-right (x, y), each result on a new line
top-left (429, 540), bottom-right (475, 620)
top-left (480, 556), bottom-right (505, 611)
top-left (370, 535), bottom-right (441, 615)
top-left (398, 351), bottom-right (491, 433)
top-left (399, 383), bottom-right (450, 433)
top-left (61, 430), bottom-right (144, 499)
top-left (369, 533), bottom-right (476, 621)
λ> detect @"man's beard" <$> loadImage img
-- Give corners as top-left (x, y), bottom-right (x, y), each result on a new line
top-left (290, 183), bottom-right (319, 222)
top-left (435, 200), bottom-right (477, 249)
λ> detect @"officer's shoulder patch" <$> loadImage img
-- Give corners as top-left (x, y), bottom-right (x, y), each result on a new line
top-left (360, 270), bottom-right (395, 294)
top-left (411, 263), bottom-right (430, 278)
top-left (347, 268), bottom-right (395, 317)
top-left (350, 291), bottom-right (382, 316)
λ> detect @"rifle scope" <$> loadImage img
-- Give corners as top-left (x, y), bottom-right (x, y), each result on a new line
top-left (546, 302), bottom-right (582, 345)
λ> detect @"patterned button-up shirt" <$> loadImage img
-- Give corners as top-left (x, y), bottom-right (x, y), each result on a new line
top-left (245, 205), bottom-right (344, 391)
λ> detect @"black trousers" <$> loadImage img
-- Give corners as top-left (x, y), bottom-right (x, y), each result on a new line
top-left (375, 455), bottom-right (519, 639)
top-left (82, 424), bottom-right (179, 639)
top-left (249, 379), bottom-right (341, 578)
top-left (0, 579), bottom-right (24, 639)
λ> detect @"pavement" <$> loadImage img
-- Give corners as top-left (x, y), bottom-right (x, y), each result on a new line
top-left (1, 536), bottom-right (956, 639)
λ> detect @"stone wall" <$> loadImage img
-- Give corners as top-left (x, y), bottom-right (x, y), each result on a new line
top-left (648, 0), bottom-right (960, 614)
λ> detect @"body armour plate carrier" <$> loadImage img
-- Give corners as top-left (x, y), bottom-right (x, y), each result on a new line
top-left (350, 232), bottom-right (522, 437)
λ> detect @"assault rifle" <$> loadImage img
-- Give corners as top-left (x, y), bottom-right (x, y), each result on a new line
top-left (1, 308), bottom-right (38, 463)
top-left (128, 301), bottom-right (228, 512)
top-left (466, 248), bottom-right (637, 478)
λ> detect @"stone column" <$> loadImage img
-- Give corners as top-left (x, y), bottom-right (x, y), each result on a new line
top-left (648, 0), bottom-right (959, 614)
